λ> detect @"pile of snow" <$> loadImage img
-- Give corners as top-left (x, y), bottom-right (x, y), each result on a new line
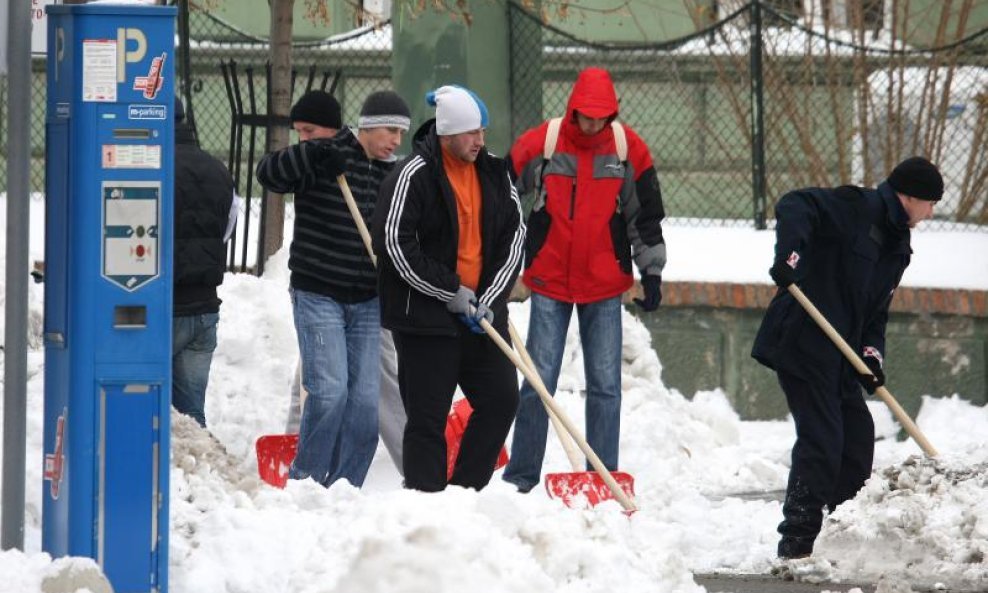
top-left (1, 204), bottom-right (987, 592)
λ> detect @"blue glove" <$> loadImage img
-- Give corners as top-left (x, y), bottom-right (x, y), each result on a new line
top-left (456, 313), bottom-right (485, 334)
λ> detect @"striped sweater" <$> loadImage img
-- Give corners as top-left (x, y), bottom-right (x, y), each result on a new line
top-left (256, 127), bottom-right (394, 303)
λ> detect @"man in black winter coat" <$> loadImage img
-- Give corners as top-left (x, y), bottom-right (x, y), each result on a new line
top-left (372, 85), bottom-right (525, 492)
top-left (752, 156), bottom-right (943, 559)
top-left (173, 99), bottom-right (236, 428)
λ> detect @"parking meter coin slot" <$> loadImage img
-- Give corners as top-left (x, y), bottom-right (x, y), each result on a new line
top-left (113, 305), bottom-right (146, 329)
top-left (112, 128), bottom-right (152, 139)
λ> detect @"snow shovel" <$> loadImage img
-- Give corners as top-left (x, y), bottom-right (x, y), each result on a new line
top-left (506, 322), bottom-right (636, 509)
top-left (481, 319), bottom-right (637, 512)
top-left (255, 400), bottom-right (507, 488)
top-left (445, 398), bottom-right (510, 480)
top-left (256, 434), bottom-right (299, 488)
top-left (788, 284), bottom-right (938, 457)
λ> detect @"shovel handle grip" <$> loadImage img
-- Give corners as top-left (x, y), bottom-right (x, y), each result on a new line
top-left (507, 322), bottom-right (585, 472)
top-left (787, 284), bottom-right (938, 457)
top-left (481, 319), bottom-right (638, 511)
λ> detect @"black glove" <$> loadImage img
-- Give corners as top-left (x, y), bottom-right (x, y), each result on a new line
top-left (856, 350), bottom-right (885, 395)
top-left (634, 275), bottom-right (662, 312)
top-left (769, 253), bottom-right (798, 288)
top-left (314, 143), bottom-right (347, 177)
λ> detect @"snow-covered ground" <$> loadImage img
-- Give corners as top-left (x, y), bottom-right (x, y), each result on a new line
top-left (1, 196), bottom-right (987, 593)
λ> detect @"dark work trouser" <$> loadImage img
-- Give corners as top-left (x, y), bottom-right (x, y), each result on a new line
top-left (777, 366), bottom-right (875, 556)
top-left (394, 328), bottom-right (519, 492)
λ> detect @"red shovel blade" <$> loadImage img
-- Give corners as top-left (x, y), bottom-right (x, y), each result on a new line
top-left (545, 470), bottom-right (636, 509)
top-left (444, 398), bottom-right (509, 480)
top-left (255, 397), bottom-right (510, 488)
top-left (256, 434), bottom-right (299, 488)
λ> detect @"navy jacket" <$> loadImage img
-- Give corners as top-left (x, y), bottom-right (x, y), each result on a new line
top-left (751, 182), bottom-right (912, 383)
top-left (372, 120), bottom-right (525, 337)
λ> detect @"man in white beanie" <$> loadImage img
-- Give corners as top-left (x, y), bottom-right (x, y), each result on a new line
top-left (372, 85), bottom-right (525, 492)
top-left (257, 90), bottom-right (411, 488)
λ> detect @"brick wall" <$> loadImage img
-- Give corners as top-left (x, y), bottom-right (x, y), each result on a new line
top-left (634, 281), bottom-right (988, 420)
top-left (660, 281), bottom-right (988, 317)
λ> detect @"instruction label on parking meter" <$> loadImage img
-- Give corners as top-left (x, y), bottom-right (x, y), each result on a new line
top-left (102, 144), bottom-right (161, 169)
top-left (82, 39), bottom-right (117, 102)
top-left (102, 182), bottom-right (159, 291)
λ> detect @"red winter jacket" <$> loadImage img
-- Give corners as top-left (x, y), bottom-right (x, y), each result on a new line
top-left (508, 68), bottom-right (666, 304)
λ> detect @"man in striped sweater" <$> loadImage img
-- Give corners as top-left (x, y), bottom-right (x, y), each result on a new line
top-left (256, 90), bottom-right (411, 487)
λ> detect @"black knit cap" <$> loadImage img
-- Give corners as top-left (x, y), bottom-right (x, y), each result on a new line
top-left (289, 90), bottom-right (342, 130)
top-left (358, 90), bottom-right (411, 131)
top-left (888, 156), bottom-right (944, 201)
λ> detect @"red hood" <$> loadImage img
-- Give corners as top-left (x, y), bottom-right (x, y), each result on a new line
top-left (565, 67), bottom-right (619, 120)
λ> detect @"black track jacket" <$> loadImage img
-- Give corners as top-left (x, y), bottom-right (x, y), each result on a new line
top-left (372, 121), bottom-right (525, 336)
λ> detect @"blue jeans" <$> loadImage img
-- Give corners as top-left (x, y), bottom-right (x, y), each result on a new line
top-left (503, 293), bottom-right (622, 492)
top-left (172, 312), bottom-right (219, 428)
top-left (288, 288), bottom-right (380, 488)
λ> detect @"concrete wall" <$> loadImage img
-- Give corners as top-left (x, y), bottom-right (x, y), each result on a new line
top-left (633, 281), bottom-right (988, 420)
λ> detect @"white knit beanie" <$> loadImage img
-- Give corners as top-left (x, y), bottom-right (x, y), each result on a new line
top-left (425, 85), bottom-right (489, 136)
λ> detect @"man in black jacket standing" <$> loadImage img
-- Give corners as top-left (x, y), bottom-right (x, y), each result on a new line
top-left (173, 99), bottom-right (236, 428)
top-left (373, 85), bottom-right (525, 492)
top-left (256, 90), bottom-right (411, 488)
top-left (752, 156), bottom-right (943, 559)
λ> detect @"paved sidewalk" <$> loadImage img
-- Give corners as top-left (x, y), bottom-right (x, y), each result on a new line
top-left (695, 573), bottom-right (875, 593)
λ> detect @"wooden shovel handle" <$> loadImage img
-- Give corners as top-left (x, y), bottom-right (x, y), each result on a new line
top-left (338, 175), bottom-right (377, 267)
top-left (481, 319), bottom-right (638, 511)
top-left (787, 284), bottom-right (938, 457)
top-left (507, 322), bottom-right (585, 472)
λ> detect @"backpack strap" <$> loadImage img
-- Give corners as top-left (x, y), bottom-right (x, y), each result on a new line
top-left (610, 121), bottom-right (627, 161)
top-left (533, 118), bottom-right (564, 213)
top-left (533, 118), bottom-right (626, 212)
top-left (543, 117), bottom-right (563, 159)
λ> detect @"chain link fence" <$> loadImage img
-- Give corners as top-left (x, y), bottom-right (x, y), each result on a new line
top-left (0, 3), bottom-right (392, 268)
top-left (2, 0), bottom-right (985, 234)
top-left (506, 0), bottom-right (988, 230)
top-left (178, 4), bottom-right (391, 270)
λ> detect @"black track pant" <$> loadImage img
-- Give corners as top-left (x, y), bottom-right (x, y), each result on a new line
top-left (777, 366), bottom-right (875, 557)
top-left (394, 329), bottom-right (519, 492)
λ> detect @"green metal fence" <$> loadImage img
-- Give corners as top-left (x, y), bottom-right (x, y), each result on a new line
top-left (0, 5), bottom-right (391, 218)
top-left (506, 0), bottom-right (988, 229)
top-left (3, 1), bottom-right (986, 234)
top-left (181, 7), bottom-right (391, 212)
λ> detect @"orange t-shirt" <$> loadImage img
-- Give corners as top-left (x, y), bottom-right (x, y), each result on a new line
top-left (441, 144), bottom-right (483, 291)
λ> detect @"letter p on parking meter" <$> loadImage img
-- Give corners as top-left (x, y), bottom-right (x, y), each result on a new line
top-left (44, 4), bottom-right (175, 592)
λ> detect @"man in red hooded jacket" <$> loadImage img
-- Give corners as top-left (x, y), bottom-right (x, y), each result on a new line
top-left (502, 67), bottom-right (667, 492)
